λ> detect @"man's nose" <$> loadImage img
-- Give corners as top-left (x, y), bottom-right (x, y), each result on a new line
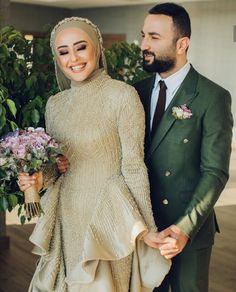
top-left (140, 38), bottom-right (150, 51)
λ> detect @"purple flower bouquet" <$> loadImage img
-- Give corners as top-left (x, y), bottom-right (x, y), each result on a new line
top-left (0, 127), bottom-right (62, 220)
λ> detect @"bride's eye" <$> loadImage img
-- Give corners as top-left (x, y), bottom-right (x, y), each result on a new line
top-left (76, 44), bottom-right (87, 51)
top-left (58, 50), bottom-right (68, 56)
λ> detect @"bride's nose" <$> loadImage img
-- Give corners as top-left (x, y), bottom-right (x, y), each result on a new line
top-left (70, 50), bottom-right (78, 63)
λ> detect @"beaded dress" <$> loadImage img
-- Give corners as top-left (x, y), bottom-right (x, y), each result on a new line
top-left (28, 17), bottom-right (170, 292)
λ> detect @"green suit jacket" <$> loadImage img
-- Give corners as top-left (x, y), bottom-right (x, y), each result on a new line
top-left (134, 66), bottom-right (233, 248)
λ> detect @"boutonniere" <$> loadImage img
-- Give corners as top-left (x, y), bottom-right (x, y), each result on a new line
top-left (172, 104), bottom-right (193, 120)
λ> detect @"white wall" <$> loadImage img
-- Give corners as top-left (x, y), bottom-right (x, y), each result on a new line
top-left (185, 0), bottom-right (236, 131)
top-left (72, 4), bottom-right (152, 43)
top-left (9, 3), bottom-right (71, 32)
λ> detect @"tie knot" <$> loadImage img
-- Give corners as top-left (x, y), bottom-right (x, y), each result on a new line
top-left (159, 80), bottom-right (167, 90)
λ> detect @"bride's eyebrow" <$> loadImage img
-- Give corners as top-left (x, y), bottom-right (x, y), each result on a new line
top-left (73, 40), bottom-right (88, 46)
top-left (57, 45), bottom-right (68, 49)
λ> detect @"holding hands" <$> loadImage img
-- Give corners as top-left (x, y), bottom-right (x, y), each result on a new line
top-left (143, 225), bottom-right (189, 259)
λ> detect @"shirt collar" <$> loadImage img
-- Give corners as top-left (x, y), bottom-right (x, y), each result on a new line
top-left (154, 62), bottom-right (191, 94)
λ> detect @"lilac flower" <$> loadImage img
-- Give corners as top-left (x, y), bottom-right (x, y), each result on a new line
top-left (0, 127), bottom-right (62, 176)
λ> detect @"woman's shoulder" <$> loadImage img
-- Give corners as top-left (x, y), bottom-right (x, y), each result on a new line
top-left (103, 77), bottom-right (140, 104)
top-left (104, 77), bottom-right (135, 92)
top-left (46, 89), bottom-right (71, 108)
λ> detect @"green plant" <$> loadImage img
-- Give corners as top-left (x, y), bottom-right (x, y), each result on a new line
top-left (0, 26), bottom-right (58, 136)
top-left (0, 26), bottom-right (58, 221)
top-left (105, 41), bottom-right (151, 85)
top-left (0, 26), bottom-right (150, 220)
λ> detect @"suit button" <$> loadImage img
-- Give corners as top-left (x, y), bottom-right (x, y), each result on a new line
top-left (183, 138), bottom-right (189, 144)
top-left (165, 171), bottom-right (171, 177)
top-left (162, 199), bottom-right (169, 205)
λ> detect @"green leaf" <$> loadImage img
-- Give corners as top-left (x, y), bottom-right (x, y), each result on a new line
top-left (0, 106), bottom-right (6, 129)
top-left (35, 43), bottom-right (44, 56)
top-left (17, 205), bottom-right (22, 216)
top-left (20, 215), bottom-right (26, 225)
top-left (0, 104), bottom-right (3, 116)
top-left (8, 194), bottom-right (18, 208)
top-left (25, 75), bottom-right (37, 90)
top-left (0, 196), bottom-right (9, 211)
top-left (6, 98), bottom-right (17, 117)
top-left (9, 120), bottom-right (18, 131)
top-left (0, 43), bottom-right (10, 58)
top-left (31, 108), bottom-right (40, 125)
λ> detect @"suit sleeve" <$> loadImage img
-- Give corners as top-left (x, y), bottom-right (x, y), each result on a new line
top-left (175, 89), bottom-right (233, 240)
top-left (117, 86), bottom-right (157, 231)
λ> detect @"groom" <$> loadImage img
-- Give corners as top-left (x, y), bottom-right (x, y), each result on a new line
top-left (134, 3), bottom-right (233, 292)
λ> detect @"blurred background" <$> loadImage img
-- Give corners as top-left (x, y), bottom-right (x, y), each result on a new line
top-left (0, 1), bottom-right (235, 291)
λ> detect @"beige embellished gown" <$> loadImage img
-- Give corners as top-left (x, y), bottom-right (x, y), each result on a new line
top-left (28, 71), bottom-right (170, 292)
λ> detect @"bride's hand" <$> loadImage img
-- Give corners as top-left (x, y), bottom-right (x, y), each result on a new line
top-left (17, 171), bottom-right (43, 192)
top-left (143, 231), bottom-right (166, 249)
top-left (56, 155), bottom-right (70, 173)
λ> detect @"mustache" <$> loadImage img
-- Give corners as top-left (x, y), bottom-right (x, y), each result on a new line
top-left (142, 50), bottom-right (155, 57)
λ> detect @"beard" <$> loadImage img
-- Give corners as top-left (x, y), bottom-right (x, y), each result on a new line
top-left (142, 50), bottom-right (176, 73)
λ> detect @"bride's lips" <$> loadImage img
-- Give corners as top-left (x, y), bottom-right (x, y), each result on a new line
top-left (70, 63), bottom-right (86, 72)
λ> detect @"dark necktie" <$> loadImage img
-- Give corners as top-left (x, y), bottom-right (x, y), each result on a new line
top-left (151, 80), bottom-right (167, 138)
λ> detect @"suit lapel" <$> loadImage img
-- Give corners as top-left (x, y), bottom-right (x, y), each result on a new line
top-left (147, 66), bottom-right (199, 159)
top-left (142, 76), bottom-right (155, 147)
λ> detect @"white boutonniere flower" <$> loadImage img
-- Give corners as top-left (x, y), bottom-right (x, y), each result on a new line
top-left (172, 104), bottom-right (193, 120)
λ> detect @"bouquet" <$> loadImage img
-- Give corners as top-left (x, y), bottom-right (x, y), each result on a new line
top-left (0, 127), bottom-right (62, 220)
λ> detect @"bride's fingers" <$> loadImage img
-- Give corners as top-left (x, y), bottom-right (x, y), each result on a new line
top-left (19, 184), bottom-right (31, 192)
top-left (17, 175), bottom-right (37, 189)
top-left (17, 172), bottom-right (43, 192)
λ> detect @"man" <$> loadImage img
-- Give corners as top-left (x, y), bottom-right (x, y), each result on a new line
top-left (134, 3), bottom-right (233, 292)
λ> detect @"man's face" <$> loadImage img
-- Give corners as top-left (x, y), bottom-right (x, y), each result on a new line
top-left (141, 14), bottom-right (177, 74)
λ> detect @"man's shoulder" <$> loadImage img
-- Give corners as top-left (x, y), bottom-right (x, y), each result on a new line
top-left (133, 75), bottom-right (155, 92)
top-left (133, 75), bottom-right (155, 98)
top-left (192, 67), bottom-right (230, 96)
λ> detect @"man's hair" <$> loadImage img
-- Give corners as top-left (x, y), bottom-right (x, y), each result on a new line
top-left (149, 2), bottom-right (191, 40)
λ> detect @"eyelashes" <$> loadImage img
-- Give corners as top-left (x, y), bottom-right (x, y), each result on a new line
top-left (58, 44), bottom-right (87, 56)
top-left (77, 44), bottom-right (87, 51)
top-left (59, 51), bottom-right (68, 56)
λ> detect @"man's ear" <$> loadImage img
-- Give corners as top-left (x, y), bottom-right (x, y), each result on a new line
top-left (176, 37), bottom-right (190, 55)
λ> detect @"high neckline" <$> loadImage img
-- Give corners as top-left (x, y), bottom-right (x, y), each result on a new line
top-left (70, 68), bottom-right (106, 88)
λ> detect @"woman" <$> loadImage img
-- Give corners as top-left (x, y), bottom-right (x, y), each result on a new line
top-left (18, 17), bottom-right (170, 291)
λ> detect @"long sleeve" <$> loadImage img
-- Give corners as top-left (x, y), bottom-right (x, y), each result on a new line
top-left (176, 89), bottom-right (233, 239)
top-left (117, 86), bottom-right (156, 231)
top-left (42, 97), bottom-right (60, 189)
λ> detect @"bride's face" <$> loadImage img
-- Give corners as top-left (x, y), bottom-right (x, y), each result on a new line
top-left (54, 27), bottom-right (97, 82)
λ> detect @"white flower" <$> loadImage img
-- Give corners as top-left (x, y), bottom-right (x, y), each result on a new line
top-left (0, 157), bottom-right (8, 166)
top-left (172, 104), bottom-right (193, 120)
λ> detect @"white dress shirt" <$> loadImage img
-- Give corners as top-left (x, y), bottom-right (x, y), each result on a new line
top-left (150, 62), bottom-right (191, 129)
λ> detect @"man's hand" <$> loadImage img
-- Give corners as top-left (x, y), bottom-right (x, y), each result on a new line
top-left (56, 155), bottom-right (70, 173)
top-left (143, 231), bottom-right (170, 249)
top-left (157, 225), bottom-right (189, 259)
